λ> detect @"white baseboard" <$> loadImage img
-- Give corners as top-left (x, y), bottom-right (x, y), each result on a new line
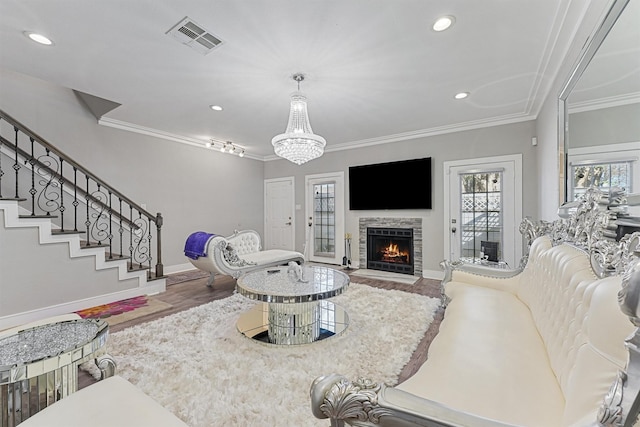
top-left (422, 269), bottom-right (444, 280)
top-left (0, 280), bottom-right (166, 331)
top-left (164, 262), bottom-right (197, 275)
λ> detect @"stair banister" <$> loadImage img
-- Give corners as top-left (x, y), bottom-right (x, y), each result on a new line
top-left (0, 109), bottom-right (164, 279)
top-left (0, 135), bottom-right (140, 229)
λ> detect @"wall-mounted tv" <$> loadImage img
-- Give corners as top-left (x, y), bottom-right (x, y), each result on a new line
top-left (349, 157), bottom-right (432, 210)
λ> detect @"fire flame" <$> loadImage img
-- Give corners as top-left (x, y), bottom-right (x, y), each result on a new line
top-left (382, 242), bottom-right (409, 263)
top-left (385, 243), bottom-right (399, 256)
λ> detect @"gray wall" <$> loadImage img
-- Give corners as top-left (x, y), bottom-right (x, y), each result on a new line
top-left (0, 211), bottom-right (138, 317)
top-left (568, 103), bottom-right (640, 148)
top-left (264, 121), bottom-right (538, 273)
top-left (0, 69), bottom-right (266, 270)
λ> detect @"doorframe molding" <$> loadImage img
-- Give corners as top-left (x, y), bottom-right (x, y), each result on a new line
top-left (304, 171), bottom-right (345, 264)
top-left (264, 176), bottom-right (296, 250)
top-left (443, 154), bottom-right (523, 266)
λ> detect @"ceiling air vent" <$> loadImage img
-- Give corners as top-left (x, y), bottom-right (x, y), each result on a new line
top-left (166, 17), bottom-right (223, 55)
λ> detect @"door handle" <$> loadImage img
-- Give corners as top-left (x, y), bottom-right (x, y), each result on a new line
top-left (285, 222), bottom-right (292, 225)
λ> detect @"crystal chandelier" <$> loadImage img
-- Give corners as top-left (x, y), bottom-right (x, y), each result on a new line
top-left (271, 73), bottom-right (326, 165)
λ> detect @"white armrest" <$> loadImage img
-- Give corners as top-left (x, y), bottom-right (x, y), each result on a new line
top-left (439, 260), bottom-right (520, 305)
top-left (310, 374), bottom-right (520, 427)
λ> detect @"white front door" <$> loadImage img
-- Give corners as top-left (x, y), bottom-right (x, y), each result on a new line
top-left (305, 172), bottom-right (345, 265)
top-left (264, 177), bottom-right (295, 251)
top-left (444, 155), bottom-right (522, 268)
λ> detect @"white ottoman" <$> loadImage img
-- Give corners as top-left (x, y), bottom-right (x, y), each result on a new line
top-left (19, 376), bottom-right (188, 427)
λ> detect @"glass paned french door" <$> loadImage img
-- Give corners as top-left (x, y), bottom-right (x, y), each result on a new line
top-left (313, 183), bottom-right (335, 257)
top-left (306, 172), bottom-right (344, 265)
top-left (460, 171), bottom-right (503, 262)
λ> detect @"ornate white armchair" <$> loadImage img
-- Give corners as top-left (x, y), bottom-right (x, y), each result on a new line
top-left (185, 229), bottom-right (305, 287)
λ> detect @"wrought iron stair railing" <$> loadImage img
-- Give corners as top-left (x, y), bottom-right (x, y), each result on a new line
top-left (0, 109), bottom-right (163, 279)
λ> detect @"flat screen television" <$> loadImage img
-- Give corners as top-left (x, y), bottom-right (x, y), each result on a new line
top-left (349, 157), bottom-right (432, 210)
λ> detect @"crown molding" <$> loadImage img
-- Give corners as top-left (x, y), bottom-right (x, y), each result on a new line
top-left (98, 117), bottom-right (262, 161)
top-left (100, 113), bottom-right (535, 163)
top-left (568, 92), bottom-right (640, 114)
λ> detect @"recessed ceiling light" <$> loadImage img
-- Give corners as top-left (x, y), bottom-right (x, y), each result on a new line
top-left (205, 142), bottom-right (212, 148)
top-left (25, 32), bottom-right (53, 45)
top-left (210, 105), bottom-right (223, 111)
top-left (454, 92), bottom-right (469, 100)
top-left (433, 16), bottom-right (455, 32)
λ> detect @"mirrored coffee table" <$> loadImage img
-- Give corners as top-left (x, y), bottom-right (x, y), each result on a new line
top-left (236, 265), bottom-right (350, 345)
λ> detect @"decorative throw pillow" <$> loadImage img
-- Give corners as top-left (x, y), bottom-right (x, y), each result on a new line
top-left (222, 243), bottom-right (256, 267)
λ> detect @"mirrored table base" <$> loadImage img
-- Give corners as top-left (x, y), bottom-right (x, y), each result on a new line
top-left (237, 301), bottom-right (349, 346)
top-left (0, 319), bottom-right (108, 426)
top-left (1, 365), bottom-right (77, 426)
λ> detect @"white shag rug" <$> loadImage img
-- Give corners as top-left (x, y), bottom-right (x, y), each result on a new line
top-left (108, 283), bottom-right (440, 427)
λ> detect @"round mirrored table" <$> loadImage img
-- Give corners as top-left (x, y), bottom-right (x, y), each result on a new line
top-left (236, 265), bottom-right (350, 345)
top-left (0, 318), bottom-right (109, 426)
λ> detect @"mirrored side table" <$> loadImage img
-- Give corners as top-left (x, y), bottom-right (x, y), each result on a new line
top-left (0, 318), bottom-right (109, 426)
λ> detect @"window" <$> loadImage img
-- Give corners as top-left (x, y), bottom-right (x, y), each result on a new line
top-left (460, 171), bottom-right (503, 262)
top-left (313, 183), bottom-right (335, 257)
top-left (571, 161), bottom-right (632, 201)
top-left (567, 142), bottom-right (640, 201)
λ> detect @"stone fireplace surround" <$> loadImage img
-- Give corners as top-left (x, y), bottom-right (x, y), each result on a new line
top-left (358, 217), bottom-right (423, 277)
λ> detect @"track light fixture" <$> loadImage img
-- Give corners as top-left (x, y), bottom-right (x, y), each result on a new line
top-left (205, 139), bottom-right (245, 157)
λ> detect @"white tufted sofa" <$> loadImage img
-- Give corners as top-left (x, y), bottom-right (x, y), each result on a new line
top-left (399, 236), bottom-right (633, 426)
top-left (310, 234), bottom-right (640, 426)
top-left (187, 229), bottom-right (305, 287)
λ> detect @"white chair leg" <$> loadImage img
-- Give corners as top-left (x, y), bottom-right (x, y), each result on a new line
top-left (206, 273), bottom-right (215, 288)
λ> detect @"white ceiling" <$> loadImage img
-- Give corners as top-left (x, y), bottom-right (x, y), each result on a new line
top-left (0, 0), bottom-right (583, 159)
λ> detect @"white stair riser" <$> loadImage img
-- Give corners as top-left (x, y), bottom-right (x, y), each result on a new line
top-left (0, 200), bottom-right (166, 330)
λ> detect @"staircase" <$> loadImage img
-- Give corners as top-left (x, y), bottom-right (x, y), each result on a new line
top-left (0, 110), bottom-right (165, 330)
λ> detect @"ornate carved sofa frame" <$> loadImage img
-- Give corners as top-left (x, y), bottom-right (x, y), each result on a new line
top-left (310, 188), bottom-right (640, 427)
top-left (187, 229), bottom-right (305, 287)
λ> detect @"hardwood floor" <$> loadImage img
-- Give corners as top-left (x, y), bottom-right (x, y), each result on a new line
top-left (83, 269), bottom-right (444, 387)
top-left (108, 273), bottom-right (236, 334)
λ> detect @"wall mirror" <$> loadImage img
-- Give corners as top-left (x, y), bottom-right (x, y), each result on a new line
top-left (559, 0), bottom-right (640, 203)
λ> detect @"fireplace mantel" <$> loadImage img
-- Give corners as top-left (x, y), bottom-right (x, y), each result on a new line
top-left (358, 217), bottom-right (423, 277)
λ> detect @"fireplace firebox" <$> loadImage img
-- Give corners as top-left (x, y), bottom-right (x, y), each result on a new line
top-left (366, 227), bottom-right (414, 275)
